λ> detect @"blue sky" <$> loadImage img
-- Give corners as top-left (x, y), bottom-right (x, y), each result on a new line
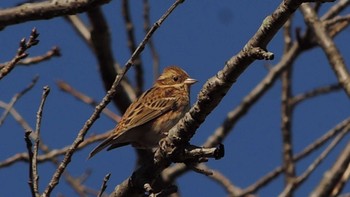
top-left (1, 0), bottom-right (350, 196)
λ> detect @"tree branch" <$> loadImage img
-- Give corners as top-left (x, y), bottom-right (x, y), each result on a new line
top-left (0, 0), bottom-right (111, 29)
top-left (0, 76), bottom-right (38, 126)
top-left (0, 28), bottom-right (39, 80)
top-left (122, 0), bottom-right (144, 95)
top-left (300, 3), bottom-right (350, 97)
top-left (310, 125), bottom-right (350, 197)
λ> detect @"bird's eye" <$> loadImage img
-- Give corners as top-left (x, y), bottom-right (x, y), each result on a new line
top-left (173, 76), bottom-right (179, 82)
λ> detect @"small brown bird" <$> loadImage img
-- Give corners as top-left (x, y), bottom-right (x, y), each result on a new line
top-left (89, 66), bottom-right (197, 158)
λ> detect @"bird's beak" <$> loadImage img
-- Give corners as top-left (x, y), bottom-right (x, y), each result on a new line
top-left (184, 78), bottom-right (197, 85)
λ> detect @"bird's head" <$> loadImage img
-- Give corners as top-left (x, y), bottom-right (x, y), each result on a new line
top-left (155, 66), bottom-right (197, 87)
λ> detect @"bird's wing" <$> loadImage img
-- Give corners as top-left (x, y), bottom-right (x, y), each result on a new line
top-left (120, 87), bottom-right (178, 132)
top-left (88, 87), bottom-right (178, 158)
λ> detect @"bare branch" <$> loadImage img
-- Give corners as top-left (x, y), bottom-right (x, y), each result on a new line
top-left (30, 86), bottom-right (50, 195)
top-left (321, 0), bottom-right (350, 20)
top-left (300, 3), bottom-right (350, 97)
top-left (97, 173), bottom-right (111, 197)
top-left (0, 28), bottom-right (39, 80)
top-left (0, 101), bottom-right (32, 131)
top-left (64, 15), bottom-right (92, 47)
top-left (143, 0), bottom-right (160, 80)
top-left (240, 117), bottom-right (350, 196)
top-left (24, 130), bottom-right (37, 197)
top-left (18, 47), bottom-right (60, 65)
top-left (199, 164), bottom-right (244, 196)
top-left (204, 41), bottom-right (301, 148)
top-left (291, 83), bottom-right (342, 105)
top-left (201, 15), bottom-right (347, 148)
top-left (0, 76), bottom-right (38, 126)
top-left (87, 7), bottom-right (136, 113)
top-left (0, 132), bottom-right (110, 168)
top-left (56, 80), bottom-right (121, 122)
top-left (330, 164), bottom-right (350, 196)
top-left (122, 0), bottom-right (144, 95)
top-left (280, 122), bottom-right (350, 197)
top-left (280, 18), bottom-right (296, 189)
top-left (0, 0), bottom-right (111, 29)
top-left (311, 126), bottom-right (350, 196)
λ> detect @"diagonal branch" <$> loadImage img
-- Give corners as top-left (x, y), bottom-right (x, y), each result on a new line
top-left (56, 80), bottom-right (121, 122)
top-left (311, 128), bottom-right (350, 197)
top-left (0, 76), bottom-right (38, 126)
top-left (300, 3), bottom-right (350, 97)
top-left (240, 117), bottom-right (350, 196)
top-left (279, 122), bottom-right (350, 197)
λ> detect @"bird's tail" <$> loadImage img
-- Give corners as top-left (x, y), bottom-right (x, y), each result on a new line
top-left (88, 136), bottom-right (115, 159)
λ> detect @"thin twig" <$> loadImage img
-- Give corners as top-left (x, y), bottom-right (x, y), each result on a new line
top-left (321, 0), bottom-right (350, 20)
top-left (0, 76), bottom-right (39, 126)
top-left (0, 28), bottom-right (39, 80)
top-left (280, 18), bottom-right (296, 189)
top-left (31, 86), bottom-right (50, 195)
top-left (280, 123), bottom-right (350, 197)
top-left (300, 3), bottom-right (350, 97)
top-left (65, 15), bottom-right (92, 47)
top-left (199, 164), bottom-right (244, 196)
top-left (98, 173), bottom-right (111, 197)
top-left (56, 80), bottom-right (121, 122)
top-left (24, 130), bottom-right (37, 197)
top-left (143, 0), bottom-right (160, 80)
top-left (290, 83), bottom-right (342, 105)
top-left (0, 101), bottom-right (32, 130)
top-left (0, 101), bottom-right (95, 195)
top-left (240, 117), bottom-right (350, 196)
top-left (122, 0), bottom-right (144, 95)
top-left (18, 46), bottom-right (60, 65)
top-left (0, 132), bottom-right (110, 168)
top-left (0, 47), bottom-right (60, 68)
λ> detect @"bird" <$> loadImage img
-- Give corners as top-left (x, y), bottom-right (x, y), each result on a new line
top-left (89, 66), bottom-right (197, 158)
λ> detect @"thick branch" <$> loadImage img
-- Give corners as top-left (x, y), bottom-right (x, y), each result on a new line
top-left (87, 7), bottom-right (136, 113)
top-left (0, 0), bottom-right (111, 29)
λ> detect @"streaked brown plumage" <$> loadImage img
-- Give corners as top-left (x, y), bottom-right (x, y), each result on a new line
top-left (89, 66), bottom-right (197, 158)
